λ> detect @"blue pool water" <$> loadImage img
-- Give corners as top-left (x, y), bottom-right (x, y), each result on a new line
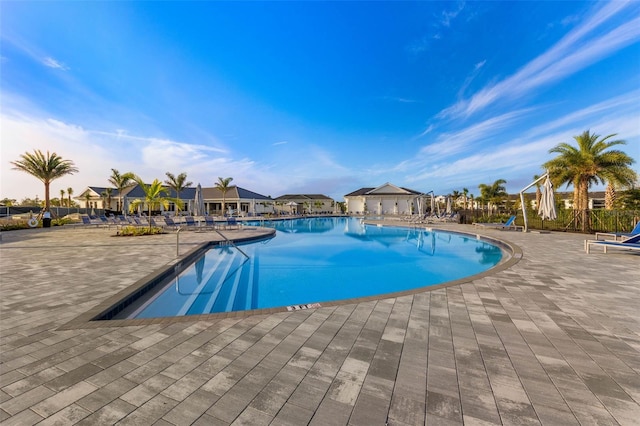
top-left (123, 217), bottom-right (504, 319)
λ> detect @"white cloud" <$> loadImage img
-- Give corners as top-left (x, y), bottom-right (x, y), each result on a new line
top-left (438, 2), bottom-right (640, 120)
top-left (42, 56), bottom-right (69, 70)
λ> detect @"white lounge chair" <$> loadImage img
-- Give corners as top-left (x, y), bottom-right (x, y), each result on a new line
top-left (585, 234), bottom-right (640, 254)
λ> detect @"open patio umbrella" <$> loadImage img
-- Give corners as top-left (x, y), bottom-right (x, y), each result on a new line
top-left (538, 176), bottom-right (557, 220)
top-left (193, 183), bottom-right (205, 216)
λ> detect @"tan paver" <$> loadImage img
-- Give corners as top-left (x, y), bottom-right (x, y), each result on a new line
top-left (1, 222), bottom-right (639, 425)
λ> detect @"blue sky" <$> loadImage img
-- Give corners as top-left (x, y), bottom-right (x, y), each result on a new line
top-left (1, 1), bottom-right (639, 202)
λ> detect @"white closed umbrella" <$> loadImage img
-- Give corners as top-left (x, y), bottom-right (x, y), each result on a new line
top-left (193, 183), bottom-right (205, 216)
top-left (538, 176), bottom-right (557, 220)
top-left (446, 197), bottom-right (452, 215)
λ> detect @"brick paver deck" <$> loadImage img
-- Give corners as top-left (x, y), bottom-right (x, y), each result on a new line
top-left (1, 222), bottom-right (638, 425)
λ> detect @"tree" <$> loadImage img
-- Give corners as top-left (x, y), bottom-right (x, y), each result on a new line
top-left (165, 172), bottom-right (192, 216)
top-left (462, 188), bottom-right (469, 210)
top-left (533, 174), bottom-right (542, 210)
top-left (84, 193), bottom-right (91, 211)
top-left (478, 179), bottom-right (508, 214)
top-left (605, 183), bottom-right (616, 210)
top-left (60, 189), bottom-right (66, 207)
top-left (215, 177), bottom-right (234, 216)
top-left (451, 190), bottom-right (461, 209)
top-left (128, 176), bottom-right (182, 230)
top-left (10, 150), bottom-right (78, 212)
top-left (543, 130), bottom-right (636, 212)
top-left (102, 188), bottom-right (113, 211)
top-left (108, 169), bottom-right (135, 214)
top-left (0, 198), bottom-right (16, 206)
top-left (67, 187), bottom-right (73, 209)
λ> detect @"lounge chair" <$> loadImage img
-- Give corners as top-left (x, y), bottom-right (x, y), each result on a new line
top-left (585, 234), bottom-right (640, 254)
top-left (595, 221), bottom-right (640, 241)
top-left (203, 215), bottom-right (217, 229)
top-left (163, 216), bottom-right (179, 230)
top-left (473, 215), bottom-right (521, 230)
top-left (226, 217), bottom-right (240, 230)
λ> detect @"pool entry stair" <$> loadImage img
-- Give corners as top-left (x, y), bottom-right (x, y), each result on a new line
top-left (128, 244), bottom-right (259, 319)
top-left (175, 249), bottom-right (257, 315)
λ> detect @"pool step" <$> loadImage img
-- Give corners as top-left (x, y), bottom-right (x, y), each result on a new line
top-left (181, 247), bottom-right (257, 315)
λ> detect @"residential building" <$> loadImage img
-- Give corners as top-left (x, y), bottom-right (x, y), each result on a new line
top-left (344, 183), bottom-right (425, 215)
top-left (273, 194), bottom-right (335, 214)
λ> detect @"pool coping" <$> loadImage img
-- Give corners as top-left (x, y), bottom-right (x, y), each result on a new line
top-left (58, 222), bottom-right (521, 329)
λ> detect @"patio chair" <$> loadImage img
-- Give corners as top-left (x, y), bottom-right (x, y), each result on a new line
top-left (473, 215), bottom-right (521, 230)
top-left (203, 215), bottom-right (217, 229)
top-left (585, 233), bottom-right (640, 254)
top-left (184, 216), bottom-right (199, 229)
top-left (163, 216), bottom-right (179, 230)
top-left (226, 217), bottom-right (240, 230)
top-left (595, 221), bottom-right (640, 241)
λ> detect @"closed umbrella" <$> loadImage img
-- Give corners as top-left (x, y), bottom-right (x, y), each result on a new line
top-left (123, 197), bottom-right (130, 217)
top-left (430, 195), bottom-right (435, 215)
top-left (193, 183), bottom-right (205, 216)
top-left (446, 197), bottom-right (452, 215)
top-left (538, 176), bottom-right (557, 220)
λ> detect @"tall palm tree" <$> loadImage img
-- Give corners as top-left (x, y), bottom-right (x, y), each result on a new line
top-left (10, 150), bottom-right (78, 212)
top-left (128, 176), bottom-right (182, 230)
top-left (529, 174), bottom-right (542, 213)
top-left (165, 172), bottom-right (192, 216)
top-left (84, 193), bottom-right (91, 212)
top-left (462, 188), bottom-right (469, 210)
top-left (102, 188), bottom-right (113, 211)
top-left (478, 179), bottom-right (508, 214)
top-left (604, 182), bottom-right (616, 210)
top-left (543, 130), bottom-right (636, 212)
top-left (60, 189), bottom-right (65, 207)
top-left (215, 177), bottom-right (234, 216)
top-left (67, 187), bottom-right (73, 209)
top-left (108, 169), bottom-right (135, 214)
top-left (451, 190), bottom-right (461, 209)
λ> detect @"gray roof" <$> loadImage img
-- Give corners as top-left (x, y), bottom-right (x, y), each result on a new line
top-left (274, 194), bottom-right (333, 201)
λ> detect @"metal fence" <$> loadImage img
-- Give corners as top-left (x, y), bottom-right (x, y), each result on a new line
top-left (463, 208), bottom-right (639, 233)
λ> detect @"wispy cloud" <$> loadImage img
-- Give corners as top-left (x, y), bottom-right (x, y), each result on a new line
top-left (272, 141), bottom-right (288, 146)
top-left (437, 1), bottom-right (640, 121)
top-left (42, 56), bottom-right (69, 70)
top-left (419, 108), bottom-right (531, 158)
top-left (440, 1), bottom-right (465, 27)
top-left (406, 2), bottom-right (467, 55)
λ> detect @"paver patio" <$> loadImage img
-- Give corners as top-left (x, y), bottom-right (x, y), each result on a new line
top-left (1, 221), bottom-right (639, 425)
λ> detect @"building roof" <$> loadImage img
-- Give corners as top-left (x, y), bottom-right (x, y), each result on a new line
top-left (274, 194), bottom-right (333, 201)
top-left (201, 186), bottom-right (272, 201)
top-left (345, 183), bottom-right (423, 197)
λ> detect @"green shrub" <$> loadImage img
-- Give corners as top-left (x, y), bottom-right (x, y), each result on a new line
top-left (116, 226), bottom-right (165, 236)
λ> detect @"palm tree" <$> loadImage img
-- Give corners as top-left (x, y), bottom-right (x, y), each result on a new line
top-left (215, 177), bottom-right (234, 216)
top-left (462, 188), bottom-right (469, 210)
top-left (604, 182), bottom-right (616, 210)
top-left (451, 190), bottom-right (461, 209)
top-left (532, 174), bottom-right (542, 211)
top-left (84, 193), bottom-right (91, 212)
top-left (108, 169), bottom-right (135, 214)
top-left (165, 172), bottom-right (192, 216)
top-left (543, 130), bottom-right (636, 212)
top-left (60, 189), bottom-right (65, 207)
top-left (67, 187), bottom-right (73, 209)
top-left (10, 150), bottom-right (78, 212)
top-left (102, 188), bottom-right (113, 211)
top-left (128, 176), bottom-right (182, 230)
top-left (478, 179), bottom-right (508, 214)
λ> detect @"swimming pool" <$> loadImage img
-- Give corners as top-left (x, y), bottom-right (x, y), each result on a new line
top-left (114, 217), bottom-right (504, 319)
